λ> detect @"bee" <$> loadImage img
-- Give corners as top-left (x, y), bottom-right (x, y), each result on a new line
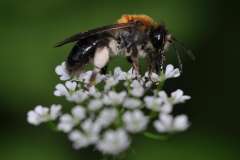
top-left (55, 14), bottom-right (194, 82)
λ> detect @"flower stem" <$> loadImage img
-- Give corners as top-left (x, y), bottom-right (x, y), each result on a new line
top-left (143, 132), bottom-right (168, 141)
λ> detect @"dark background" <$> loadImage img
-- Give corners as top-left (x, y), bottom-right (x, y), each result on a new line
top-left (0, 0), bottom-right (236, 160)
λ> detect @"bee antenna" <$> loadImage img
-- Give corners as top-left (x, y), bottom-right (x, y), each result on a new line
top-left (173, 43), bottom-right (183, 73)
top-left (172, 37), bottom-right (196, 61)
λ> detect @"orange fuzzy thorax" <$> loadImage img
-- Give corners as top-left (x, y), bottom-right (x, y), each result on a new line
top-left (117, 14), bottom-right (158, 28)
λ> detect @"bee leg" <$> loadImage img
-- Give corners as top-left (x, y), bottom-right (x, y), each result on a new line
top-left (160, 52), bottom-right (166, 73)
top-left (88, 67), bottom-right (100, 87)
top-left (154, 52), bottom-right (165, 74)
top-left (131, 46), bottom-right (140, 76)
top-left (147, 52), bottom-right (156, 82)
top-left (126, 49), bottom-right (139, 77)
top-left (148, 62), bottom-right (154, 82)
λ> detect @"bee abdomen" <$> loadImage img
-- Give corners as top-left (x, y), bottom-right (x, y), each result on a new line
top-left (66, 39), bottom-right (97, 73)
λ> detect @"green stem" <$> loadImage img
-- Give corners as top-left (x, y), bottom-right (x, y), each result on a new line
top-left (143, 132), bottom-right (168, 141)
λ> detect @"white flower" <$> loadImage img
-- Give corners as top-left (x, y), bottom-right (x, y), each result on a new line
top-left (170, 89), bottom-right (191, 104)
top-left (86, 86), bottom-right (101, 98)
top-left (81, 118), bottom-right (101, 135)
top-left (130, 80), bottom-right (143, 88)
top-left (57, 114), bottom-right (75, 133)
top-left (68, 119), bottom-right (101, 149)
top-left (79, 70), bottom-right (105, 84)
top-left (67, 90), bottom-right (88, 103)
top-left (126, 67), bottom-right (138, 79)
top-left (130, 80), bottom-right (144, 97)
top-left (78, 71), bottom-right (92, 83)
top-left (27, 105), bottom-right (49, 125)
top-left (54, 83), bottom-right (69, 97)
top-left (130, 87), bottom-right (144, 97)
top-left (104, 77), bottom-right (119, 91)
top-left (71, 105), bottom-right (86, 121)
top-left (69, 130), bottom-right (91, 149)
top-left (123, 98), bottom-right (141, 109)
top-left (88, 99), bottom-right (103, 111)
top-left (144, 96), bottom-right (172, 113)
top-left (96, 129), bottom-right (130, 155)
top-left (81, 119), bottom-right (101, 143)
top-left (154, 114), bottom-right (190, 133)
top-left (65, 81), bottom-right (77, 91)
top-left (49, 104), bottom-right (62, 120)
top-left (145, 80), bottom-right (153, 88)
top-left (103, 91), bottom-right (126, 105)
top-left (113, 67), bottom-right (127, 80)
top-left (164, 64), bottom-right (180, 79)
top-left (144, 71), bottom-right (160, 82)
top-left (58, 106), bottom-right (86, 133)
top-left (27, 65), bottom-right (192, 155)
top-left (123, 110), bottom-right (149, 133)
top-left (55, 62), bottom-right (70, 81)
top-left (158, 91), bottom-right (173, 113)
top-left (97, 108), bottom-right (117, 128)
top-left (27, 105), bottom-right (62, 126)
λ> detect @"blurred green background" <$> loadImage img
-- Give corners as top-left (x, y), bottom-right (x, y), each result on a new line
top-left (0, 0), bottom-right (236, 160)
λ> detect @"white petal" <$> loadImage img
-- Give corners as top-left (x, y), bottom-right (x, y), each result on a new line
top-left (165, 64), bottom-right (174, 76)
top-left (113, 67), bottom-right (127, 80)
top-left (104, 77), bottom-right (118, 91)
top-left (71, 106), bottom-right (86, 120)
top-left (161, 103), bottom-right (173, 114)
top-left (88, 99), bottom-right (103, 111)
top-left (154, 120), bottom-right (167, 132)
top-left (123, 98), bottom-right (141, 109)
top-left (58, 114), bottom-right (75, 133)
top-left (68, 90), bottom-right (88, 103)
top-left (130, 87), bottom-right (144, 97)
top-left (97, 108), bottom-right (117, 127)
top-left (171, 89), bottom-right (191, 104)
top-left (165, 64), bottom-right (180, 79)
top-left (79, 71), bottom-right (92, 83)
top-left (123, 110), bottom-right (149, 133)
top-left (96, 129), bottom-right (130, 155)
top-left (159, 114), bottom-right (173, 127)
top-left (106, 91), bottom-right (126, 105)
top-left (158, 91), bottom-right (168, 101)
top-left (55, 62), bottom-right (70, 81)
top-left (50, 104), bottom-right (62, 120)
top-left (145, 81), bottom-right (153, 88)
top-left (55, 83), bottom-right (68, 96)
top-left (65, 81), bottom-right (77, 91)
top-left (173, 115), bottom-right (189, 131)
top-left (27, 111), bottom-right (41, 125)
top-left (53, 90), bottom-right (62, 96)
top-left (144, 72), bottom-right (159, 82)
top-left (68, 130), bottom-right (90, 149)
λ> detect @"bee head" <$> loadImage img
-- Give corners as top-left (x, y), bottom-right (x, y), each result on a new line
top-left (150, 25), bottom-right (172, 52)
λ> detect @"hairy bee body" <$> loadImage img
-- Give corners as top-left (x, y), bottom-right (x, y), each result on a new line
top-left (56, 14), bottom-right (174, 79)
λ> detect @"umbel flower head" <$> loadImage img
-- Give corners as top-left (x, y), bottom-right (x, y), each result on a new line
top-left (27, 62), bottom-right (191, 155)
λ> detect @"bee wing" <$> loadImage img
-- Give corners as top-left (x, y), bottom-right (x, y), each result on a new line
top-left (54, 22), bottom-right (139, 47)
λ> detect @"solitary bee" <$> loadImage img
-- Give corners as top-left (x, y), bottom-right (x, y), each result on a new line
top-left (55, 14), bottom-right (193, 82)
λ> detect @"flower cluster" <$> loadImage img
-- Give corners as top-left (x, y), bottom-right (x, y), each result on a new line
top-left (27, 62), bottom-right (191, 155)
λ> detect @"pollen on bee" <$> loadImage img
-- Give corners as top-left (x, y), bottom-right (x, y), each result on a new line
top-left (117, 14), bottom-right (158, 27)
top-left (93, 47), bottom-right (110, 69)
